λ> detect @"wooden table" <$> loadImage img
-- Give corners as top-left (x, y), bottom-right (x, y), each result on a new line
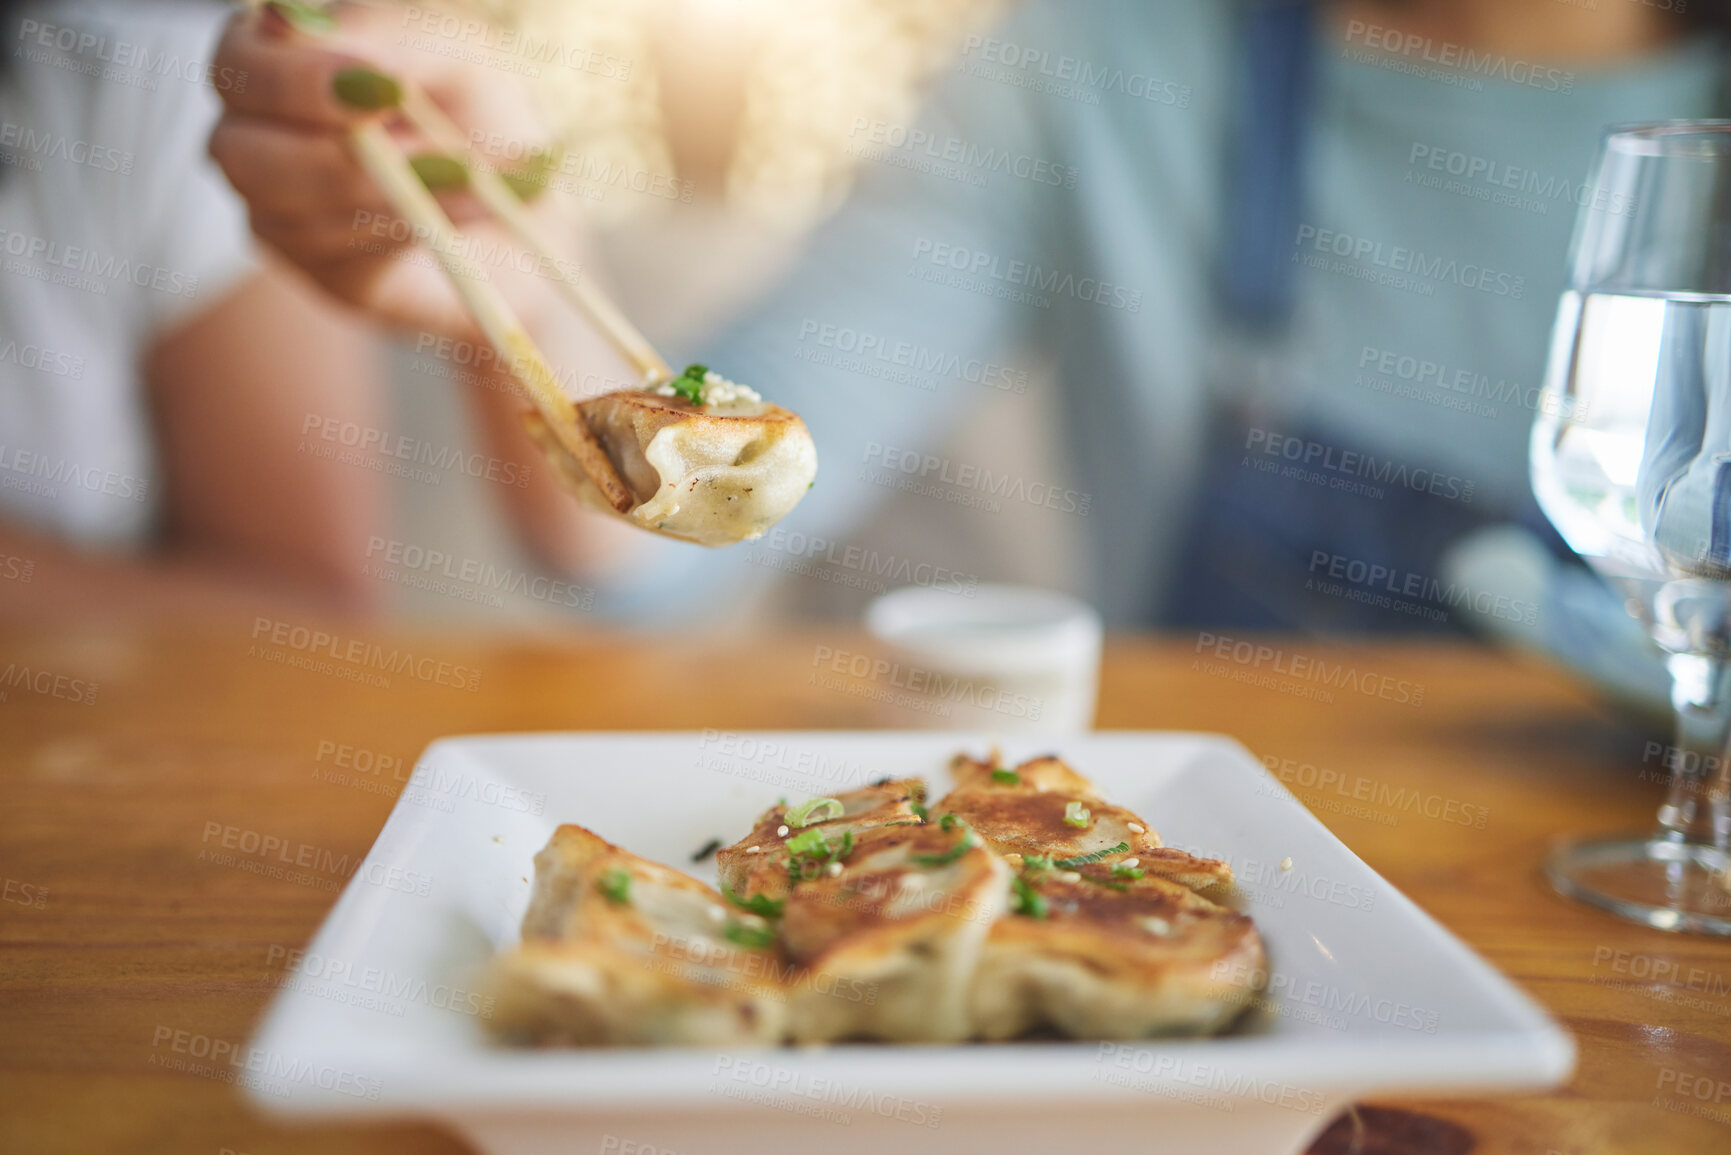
top-left (2, 621), bottom-right (1728, 1154)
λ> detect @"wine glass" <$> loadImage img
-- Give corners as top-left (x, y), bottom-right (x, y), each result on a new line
top-left (1531, 121), bottom-right (1731, 935)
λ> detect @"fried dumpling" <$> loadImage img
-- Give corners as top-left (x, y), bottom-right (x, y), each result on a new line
top-left (528, 386), bottom-right (817, 547)
top-left (937, 753), bottom-right (1263, 1039)
top-left (715, 779), bottom-right (926, 912)
top-left (484, 824), bottom-right (786, 1047)
top-left (776, 819), bottom-right (1009, 1044)
top-left (969, 859), bottom-right (1265, 1039)
top-left (941, 754), bottom-right (1234, 893)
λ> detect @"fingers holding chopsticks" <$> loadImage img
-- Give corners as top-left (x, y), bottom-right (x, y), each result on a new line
top-left (209, 1), bottom-right (562, 337)
top-left (215, 2), bottom-right (400, 129)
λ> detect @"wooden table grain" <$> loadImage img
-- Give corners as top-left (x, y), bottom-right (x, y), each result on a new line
top-left (2, 621), bottom-right (1729, 1154)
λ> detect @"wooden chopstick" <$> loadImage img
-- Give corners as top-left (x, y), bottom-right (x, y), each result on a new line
top-left (398, 87), bottom-right (674, 385)
top-left (346, 120), bottom-right (636, 513)
top-left (245, 0), bottom-right (634, 511)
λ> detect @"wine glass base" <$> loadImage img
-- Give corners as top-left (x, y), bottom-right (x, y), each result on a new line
top-left (1545, 836), bottom-right (1731, 936)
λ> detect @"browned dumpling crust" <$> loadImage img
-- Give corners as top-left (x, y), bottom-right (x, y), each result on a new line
top-left (485, 825), bottom-right (786, 1047)
top-left (715, 778), bottom-right (925, 910)
top-left (937, 753), bottom-right (1264, 1039)
top-left (942, 753), bottom-right (1235, 892)
top-left (487, 752), bottom-right (1265, 1047)
top-left (530, 389), bottom-right (818, 547)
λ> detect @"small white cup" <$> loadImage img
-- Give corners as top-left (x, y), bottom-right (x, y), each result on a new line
top-left (863, 584), bottom-right (1103, 732)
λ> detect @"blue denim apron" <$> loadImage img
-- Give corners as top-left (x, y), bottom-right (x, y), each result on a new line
top-left (1159, 0), bottom-right (1569, 633)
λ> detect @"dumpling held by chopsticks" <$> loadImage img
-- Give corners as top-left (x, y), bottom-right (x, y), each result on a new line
top-left (527, 365), bottom-right (818, 548)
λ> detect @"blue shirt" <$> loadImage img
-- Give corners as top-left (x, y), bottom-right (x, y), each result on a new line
top-left (604, 0), bottom-right (1722, 627)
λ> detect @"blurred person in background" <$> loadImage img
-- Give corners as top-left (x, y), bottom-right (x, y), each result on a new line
top-left (0, 0), bottom-right (634, 626)
top-left (209, 0), bottom-right (1724, 643)
top-left (0, 0), bottom-right (385, 623)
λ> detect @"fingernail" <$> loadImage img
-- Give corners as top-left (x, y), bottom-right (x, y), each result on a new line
top-left (332, 67), bottom-right (401, 111)
top-left (266, 1), bottom-right (337, 36)
top-left (500, 171), bottom-right (545, 202)
top-left (411, 153), bottom-right (469, 191)
top-left (501, 150), bottom-right (558, 201)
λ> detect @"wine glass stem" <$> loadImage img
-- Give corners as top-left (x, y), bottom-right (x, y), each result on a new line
top-left (1662, 651), bottom-right (1731, 849)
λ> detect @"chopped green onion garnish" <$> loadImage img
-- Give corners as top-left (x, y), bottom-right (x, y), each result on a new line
top-left (911, 837), bottom-right (976, 868)
top-left (266, 0), bottom-right (337, 34)
top-left (1054, 842), bottom-right (1129, 869)
top-left (1021, 854), bottom-right (1053, 872)
top-left (669, 363), bottom-right (708, 406)
top-left (912, 821), bottom-right (978, 867)
top-left (909, 783), bottom-right (928, 821)
top-left (597, 868), bottom-right (631, 905)
top-left (1010, 875), bottom-right (1047, 918)
top-left (990, 768), bottom-right (1020, 785)
top-left (722, 920), bottom-right (776, 950)
top-left (1111, 863), bottom-right (1145, 881)
top-left (785, 828), bottom-right (853, 886)
top-left (785, 828), bottom-right (830, 857)
top-left (1063, 801), bottom-right (1091, 828)
top-left (722, 886), bottom-right (784, 918)
top-left (786, 797), bottom-right (844, 827)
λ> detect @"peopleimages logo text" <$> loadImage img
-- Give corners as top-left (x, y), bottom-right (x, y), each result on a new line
top-left (848, 117), bottom-right (1077, 188)
top-left (1195, 632), bottom-right (1425, 706)
top-left (250, 617), bottom-right (482, 691)
top-left (1294, 225), bottom-right (1524, 298)
top-left (1245, 429), bottom-right (1475, 503)
top-left (957, 36), bottom-right (1192, 107)
top-left (1343, 20), bottom-right (1574, 93)
top-left (0, 225), bottom-right (199, 297)
top-left (1407, 144), bottom-right (1633, 217)
top-left (17, 18), bottom-right (248, 92)
top-left (756, 528), bottom-right (978, 596)
top-left (911, 239), bottom-right (1143, 312)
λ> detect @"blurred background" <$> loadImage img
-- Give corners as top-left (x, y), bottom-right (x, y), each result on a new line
top-left (0, 0), bottom-right (1717, 722)
top-left (388, 0), bottom-right (1072, 627)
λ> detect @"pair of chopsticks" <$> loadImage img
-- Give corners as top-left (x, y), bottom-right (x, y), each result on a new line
top-left (255, 1), bottom-right (671, 512)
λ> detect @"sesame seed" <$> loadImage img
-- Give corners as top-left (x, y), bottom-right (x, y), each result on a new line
top-left (706, 905), bottom-right (725, 922)
top-left (1280, 856), bottom-right (1293, 872)
top-left (776, 825), bottom-right (789, 837)
top-left (825, 862), bottom-right (843, 877)
top-left (1060, 871), bottom-right (1081, 883)
top-left (1003, 853), bottom-right (1023, 862)
top-left (1122, 857), bottom-right (1139, 868)
top-left (1141, 917), bottom-right (1171, 935)
top-left (746, 845), bottom-right (761, 854)
top-left (1127, 823), bottom-right (1145, 834)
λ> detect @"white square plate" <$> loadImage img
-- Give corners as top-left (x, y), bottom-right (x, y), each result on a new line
top-left (247, 732), bottom-right (1573, 1155)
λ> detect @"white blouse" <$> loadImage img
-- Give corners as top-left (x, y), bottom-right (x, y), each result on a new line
top-left (0, 0), bottom-right (258, 549)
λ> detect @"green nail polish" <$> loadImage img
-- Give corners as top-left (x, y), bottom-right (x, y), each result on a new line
top-left (411, 154), bottom-right (469, 191)
top-left (332, 67), bottom-right (401, 111)
top-left (266, 0), bottom-right (337, 35)
top-left (500, 149), bottom-right (558, 201)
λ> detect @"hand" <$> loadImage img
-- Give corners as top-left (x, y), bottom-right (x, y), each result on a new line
top-left (208, 1), bottom-right (569, 340)
top-left (211, 3), bottom-right (650, 583)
